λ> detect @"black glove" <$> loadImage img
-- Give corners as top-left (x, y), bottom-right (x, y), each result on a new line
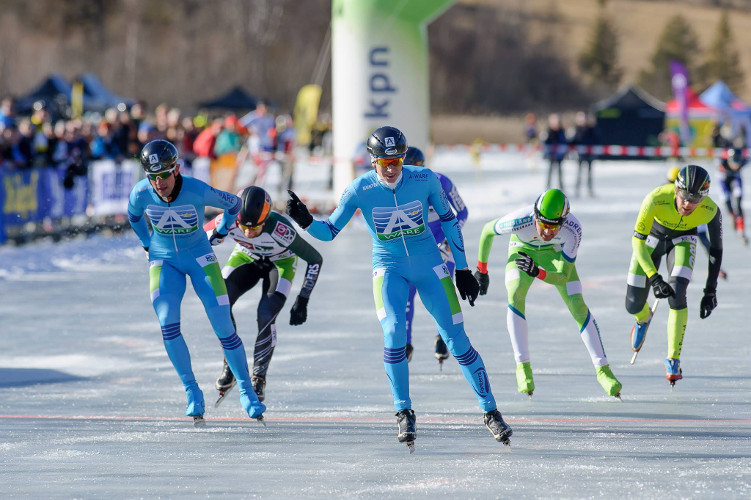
top-left (474, 270), bottom-right (490, 295)
top-left (286, 190), bottom-right (313, 229)
top-left (455, 269), bottom-right (480, 306)
top-left (648, 273), bottom-right (675, 298)
top-left (515, 251), bottom-right (539, 278)
top-left (699, 288), bottom-right (717, 319)
top-left (290, 295), bottom-right (309, 325)
top-left (209, 229), bottom-right (227, 246)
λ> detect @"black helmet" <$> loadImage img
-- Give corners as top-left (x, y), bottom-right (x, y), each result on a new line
top-left (366, 126), bottom-right (408, 158)
top-left (239, 186), bottom-right (272, 227)
top-left (140, 140), bottom-right (178, 174)
top-left (675, 165), bottom-right (710, 203)
top-left (404, 146), bottom-right (425, 166)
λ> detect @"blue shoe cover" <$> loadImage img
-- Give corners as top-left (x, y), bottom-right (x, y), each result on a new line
top-left (185, 385), bottom-right (205, 417)
top-left (240, 391), bottom-right (266, 419)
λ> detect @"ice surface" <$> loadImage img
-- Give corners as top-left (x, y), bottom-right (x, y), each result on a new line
top-left (1, 152), bottom-right (749, 498)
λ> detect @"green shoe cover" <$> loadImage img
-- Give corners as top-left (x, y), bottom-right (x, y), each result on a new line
top-left (516, 362), bottom-right (535, 395)
top-left (596, 365), bottom-right (622, 396)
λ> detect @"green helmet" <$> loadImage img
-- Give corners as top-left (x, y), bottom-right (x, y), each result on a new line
top-left (534, 189), bottom-right (570, 225)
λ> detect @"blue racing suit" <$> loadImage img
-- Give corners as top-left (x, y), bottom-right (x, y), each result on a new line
top-left (128, 174), bottom-right (264, 417)
top-left (305, 164), bottom-right (496, 412)
top-left (405, 171), bottom-right (468, 345)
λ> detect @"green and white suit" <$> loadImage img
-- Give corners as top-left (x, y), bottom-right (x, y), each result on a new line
top-left (477, 205), bottom-right (618, 395)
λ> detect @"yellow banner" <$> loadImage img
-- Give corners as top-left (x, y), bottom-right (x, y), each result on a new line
top-left (293, 84), bottom-right (322, 146)
top-left (71, 81), bottom-right (84, 119)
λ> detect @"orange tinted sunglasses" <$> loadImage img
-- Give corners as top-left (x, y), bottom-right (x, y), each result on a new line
top-left (239, 221), bottom-right (265, 231)
top-left (373, 156), bottom-right (404, 168)
top-left (536, 220), bottom-right (560, 230)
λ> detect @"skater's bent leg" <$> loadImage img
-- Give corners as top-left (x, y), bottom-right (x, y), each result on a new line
top-left (557, 276), bottom-right (608, 367)
top-left (505, 258), bottom-right (535, 363)
top-left (254, 290), bottom-right (286, 378)
top-left (417, 265), bottom-right (496, 412)
top-left (150, 262), bottom-right (195, 387)
top-left (192, 257), bottom-right (258, 404)
top-left (374, 268), bottom-right (411, 411)
top-left (626, 284), bottom-right (650, 321)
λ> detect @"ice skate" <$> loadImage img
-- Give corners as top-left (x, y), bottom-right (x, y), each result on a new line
top-left (736, 216), bottom-right (748, 245)
top-left (251, 375), bottom-right (266, 402)
top-left (664, 358), bottom-right (682, 386)
top-left (396, 409), bottom-right (416, 453)
top-left (516, 362), bottom-right (534, 396)
top-left (630, 300), bottom-right (660, 364)
top-left (214, 359), bottom-right (237, 407)
top-left (484, 409), bottom-right (512, 446)
top-left (405, 344), bottom-right (414, 363)
top-left (596, 365), bottom-right (622, 398)
top-left (434, 335), bottom-right (449, 370)
top-left (185, 384), bottom-right (205, 426)
top-left (240, 390), bottom-right (267, 422)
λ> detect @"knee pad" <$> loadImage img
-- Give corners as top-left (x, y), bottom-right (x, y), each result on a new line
top-left (667, 277), bottom-right (689, 310)
top-left (625, 294), bottom-right (644, 315)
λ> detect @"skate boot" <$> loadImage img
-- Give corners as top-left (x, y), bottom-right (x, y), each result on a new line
top-left (434, 335), bottom-right (449, 369)
top-left (516, 362), bottom-right (535, 396)
top-left (240, 390), bottom-right (267, 420)
top-left (396, 409), bottom-right (416, 452)
top-left (630, 300), bottom-right (660, 365)
top-left (251, 375), bottom-right (266, 402)
top-left (215, 359), bottom-right (236, 392)
top-left (630, 312), bottom-right (655, 352)
top-left (664, 358), bottom-right (682, 386)
top-left (405, 344), bottom-right (414, 363)
top-left (596, 365), bottom-right (622, 398)
top-left (484, 409), bottom-right (512, 446)
top-left (185, 384), bottom-right (205, 427)
top-left (736, 216), bottom-right (748, 245)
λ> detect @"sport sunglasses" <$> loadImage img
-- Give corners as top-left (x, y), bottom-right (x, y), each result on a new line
top-left (677, 189), bottom-right (705, 204)
top-left (147, 167), bottom-right (176, 181)
top-left (239, 221), bottom-right (265, 231)
top-left (373, 156), bottom-right (405, 168)
top-left (535, 219), bottom-right (561, 230)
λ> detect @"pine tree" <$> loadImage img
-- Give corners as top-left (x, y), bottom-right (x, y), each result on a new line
top-left (638, 14), bottom-right (702, 100)
top-left (577, 11), bottom-right (622, 89)
top-left (698, 10), bottom-right (744, 93)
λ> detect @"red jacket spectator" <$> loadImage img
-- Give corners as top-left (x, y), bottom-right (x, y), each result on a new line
top-left (192, 119), bottom-right (223, 159)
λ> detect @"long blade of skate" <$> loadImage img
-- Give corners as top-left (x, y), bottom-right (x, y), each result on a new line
top-left (214, 380), bottom-right (236, 407)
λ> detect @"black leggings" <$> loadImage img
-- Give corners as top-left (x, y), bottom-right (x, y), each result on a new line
top-left (225, 262), bottom-right (287, 377)
top-left (625, 239), bottom-right (691, 314)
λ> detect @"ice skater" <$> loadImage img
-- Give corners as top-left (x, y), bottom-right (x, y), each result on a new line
top-left (285, 125), bottom-right (512, 451)
top-left (717, 148), bottom-right (747, 244)
top-left (626, 165), bottom-right (723, 386)
top-left (474, 189), bottom-right (622, 398)
top-left (204, 186), bottom-right (323, 404)
top-left (127, 139), bottom-right (265, 425)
